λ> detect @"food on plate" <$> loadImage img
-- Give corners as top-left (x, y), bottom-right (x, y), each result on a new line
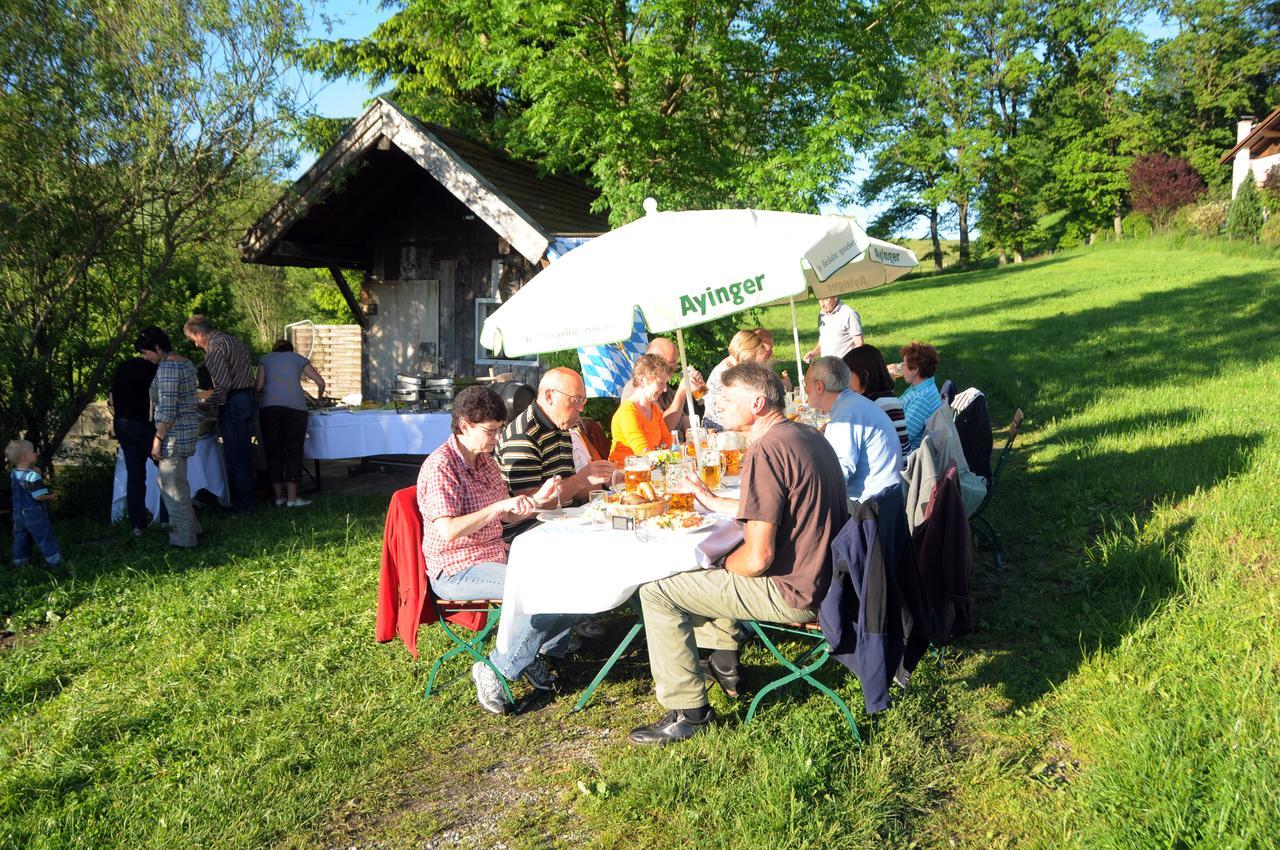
top-left (647, 510), bottom-right (709, 531)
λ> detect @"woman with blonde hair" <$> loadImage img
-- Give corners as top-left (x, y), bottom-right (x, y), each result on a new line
top-left (702, 329), bottom-right (769, 429)
top-left (609, 354), bottom-right (676, 462)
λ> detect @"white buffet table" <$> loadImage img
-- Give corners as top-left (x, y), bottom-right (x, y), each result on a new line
top-left (496, 518), bottom-right (744, 653)
top-left (110, 433), bottom-right (229, 523)
top-left (304, 410), bottom-right (452, 460)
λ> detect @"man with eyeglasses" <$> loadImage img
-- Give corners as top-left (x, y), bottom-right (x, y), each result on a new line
top-left (496, 368), bottom-right (617, 508)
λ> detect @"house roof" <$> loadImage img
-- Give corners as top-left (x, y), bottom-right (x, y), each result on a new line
top-left (240, 98), bottom-right (609, 266)
top-left (1221, 105), bottom-right (1280, 164)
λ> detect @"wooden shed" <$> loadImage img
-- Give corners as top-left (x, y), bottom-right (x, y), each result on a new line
top-left (240, 98), bottom-right (609, 401)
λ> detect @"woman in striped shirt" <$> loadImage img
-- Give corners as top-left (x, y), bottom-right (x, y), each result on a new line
top-left (842, 344), bottom-right (910, 459)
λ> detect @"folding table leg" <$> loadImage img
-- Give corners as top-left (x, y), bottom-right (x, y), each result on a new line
top-left (572, 618), bottom-right (644, 712)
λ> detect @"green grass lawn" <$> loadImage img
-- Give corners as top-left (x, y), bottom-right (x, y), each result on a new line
top-left (3, 239), bottom-right (1279, 849)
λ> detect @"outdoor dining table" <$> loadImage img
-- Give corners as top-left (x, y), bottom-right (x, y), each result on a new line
top-left (496, 512), bottom-right (745, 710)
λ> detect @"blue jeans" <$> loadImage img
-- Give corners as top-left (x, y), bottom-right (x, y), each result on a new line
top-left (219, 390), bottom-right (258, 512)
top-left (13, 506), bottom-right (62, 566)
top-left (432, 562), bottom-right (578, 681)
top-left (115, 418), bottom-right (155, 530)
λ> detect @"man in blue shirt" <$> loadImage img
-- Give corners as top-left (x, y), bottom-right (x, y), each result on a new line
top-left (804, 357), bottom-right (903, 504)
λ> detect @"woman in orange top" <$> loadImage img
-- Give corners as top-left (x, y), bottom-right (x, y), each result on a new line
top-left (609, 354), bottom-right (675, 463)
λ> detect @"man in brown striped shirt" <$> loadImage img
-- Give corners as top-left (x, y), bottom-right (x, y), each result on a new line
top-left (496, 368), bottom-right (615, 505)
top-left (184, 315), bottom-right (258, 513)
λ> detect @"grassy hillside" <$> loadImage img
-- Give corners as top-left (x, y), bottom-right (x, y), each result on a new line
top-left (2, 240), bottom-right (1278, 848)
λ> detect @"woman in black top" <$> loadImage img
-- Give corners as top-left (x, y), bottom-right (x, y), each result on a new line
top-left (110, 341), bottom-right (159, 534)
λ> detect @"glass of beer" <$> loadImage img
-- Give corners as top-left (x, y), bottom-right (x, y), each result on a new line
top-left (624, 455), bottom-right (652, 493)
top-left (666, 462), bottom-right (696, 511)
top-left (699, 449), bottom-right (722, 491)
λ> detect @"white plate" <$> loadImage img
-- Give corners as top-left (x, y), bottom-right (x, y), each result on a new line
top-left (536, 507), bottom-right (589, 525)
top-left (641, 514), bottom-right (718, 534)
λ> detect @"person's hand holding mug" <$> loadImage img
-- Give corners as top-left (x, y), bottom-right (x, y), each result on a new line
top-left (887, 362), bottom-right (903, 380)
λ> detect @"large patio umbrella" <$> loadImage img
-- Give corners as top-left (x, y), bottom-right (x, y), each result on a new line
top-left (480, 201), bottom-right (871, 440)
top-left (784, 235), bottom-right (919, 398)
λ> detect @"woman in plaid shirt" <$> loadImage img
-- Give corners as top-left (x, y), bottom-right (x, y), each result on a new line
top-left (137, 327), bottom-right (203, 549)
top-left (418, 386), bottom-right (577, 715)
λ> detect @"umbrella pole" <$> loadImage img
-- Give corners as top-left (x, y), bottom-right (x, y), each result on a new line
top-left (676, 327), bottom-right (702, 469)
top-left (789, 296), bottom-right (806, 403)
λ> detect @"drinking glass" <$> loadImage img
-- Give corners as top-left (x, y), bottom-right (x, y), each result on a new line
top-left (666, 460), bottom-right (696, 511)
top-left (699, 449), bottom-right (722, 491)
top-left (588, 489), bottom-right (607, 525)
top-left (624, 455), bottom-right (652, 493)
top-left (609, 470), bottom-right (626, 493)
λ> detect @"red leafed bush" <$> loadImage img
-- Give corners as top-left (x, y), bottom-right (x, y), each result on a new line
top-left (1129, 154), bottom-right (1206, 227)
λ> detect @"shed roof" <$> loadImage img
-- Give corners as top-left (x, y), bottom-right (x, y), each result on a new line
top-left (1221, 105), bottom-right (1280, 164)
top-left (241, 98), bottom-right (609, 266)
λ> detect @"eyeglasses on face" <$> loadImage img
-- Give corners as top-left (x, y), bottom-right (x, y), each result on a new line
top-left (467, 421), bottom-right (503, 437)
top-left (549, 388), bottom-right (587, 407)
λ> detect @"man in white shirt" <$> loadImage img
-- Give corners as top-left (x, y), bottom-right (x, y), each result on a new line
top-left (804, 297), bottom-right (863, 363)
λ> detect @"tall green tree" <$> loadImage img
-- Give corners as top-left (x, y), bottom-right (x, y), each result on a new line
top-left (300, 0), bottom-right (926, 223)
top-left (1144, 0), bottom-right (1280, 185)
top-left (0, 0), bottom-right (304, 463)
top-left (1034, 0), bottom-right (1153, 239)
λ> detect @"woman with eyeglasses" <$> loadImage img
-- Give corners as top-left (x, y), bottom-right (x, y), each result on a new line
top-left (417, 385), bottom-right (576, 715)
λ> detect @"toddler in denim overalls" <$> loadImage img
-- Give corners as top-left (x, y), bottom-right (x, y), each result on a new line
top-left (6, 439), bottom-right (62, 568)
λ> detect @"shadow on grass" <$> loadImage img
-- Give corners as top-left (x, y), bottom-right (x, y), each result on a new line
top-left (935, 267), bottom-right (1279, 711)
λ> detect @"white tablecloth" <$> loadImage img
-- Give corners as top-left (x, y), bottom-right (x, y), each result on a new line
top-left (304, 410), bottom-right (452, 460)
top-left (496, 518), bottom-right (744, 652)
top-left (110, 434), bottom-right (229, 523)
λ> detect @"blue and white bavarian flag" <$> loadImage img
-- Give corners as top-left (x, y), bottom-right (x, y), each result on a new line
top-left (548, 237), bottom-right (648, 399)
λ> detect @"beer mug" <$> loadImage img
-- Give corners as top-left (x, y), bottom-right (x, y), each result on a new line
top-left (624, 454), bottom-right (651, 494)
top-left (666, 460), bottom-right (696, 511)
top-left (699, 449), bottom-right (722, 491)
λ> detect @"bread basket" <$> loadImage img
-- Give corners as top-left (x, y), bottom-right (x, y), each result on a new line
top-left (605, 497), bottom-right (669, 521)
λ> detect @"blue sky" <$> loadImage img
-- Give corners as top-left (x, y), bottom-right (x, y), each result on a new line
top-left (297, 2), bottom-right (1181, 238)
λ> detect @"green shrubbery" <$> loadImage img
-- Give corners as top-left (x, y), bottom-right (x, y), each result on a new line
top-left (1260, 214), bottom-right (1280, 249)
top-left (1121, 212), bottom-right (1153, 239)
top-left (1227, 178), bottom-right (1264, 242)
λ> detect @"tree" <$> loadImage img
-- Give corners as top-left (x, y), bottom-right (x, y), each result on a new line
top-left (1128, 153), bottom-right (1206, 227)
top-left (299, 0), bottom-right (925, 223)
top-left (1035, 0), bottom-right (1152, 239)
top-left (859, 92), bottom-right (952, 271)
top-left (1143, 0), bottom-right (1280, 185)
top-left (1227, 177), bottom-right (1265, 241)
top-left (0, 0), bottom-right (304, 464)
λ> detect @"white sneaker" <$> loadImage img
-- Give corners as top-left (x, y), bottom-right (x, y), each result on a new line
top-left (274, 499), bottom-right (286, 507)
top-left (286, 498), bottom-right (311, 507)
top-left (471, 662), bottom-right (510, 715)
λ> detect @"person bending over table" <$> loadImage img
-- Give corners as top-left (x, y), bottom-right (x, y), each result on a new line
top-left (804, 357), bottom-right (903, 504)
top-left (609, 354), bottom-right (675, 463)
top-left (628, 362), bottom-right (849, 745)
top-left (896, 341), bottom-right (942, 453)
top-left (496, 367), bottom-right (615, 505)
top-left (419, 385), bottom-right (579, 715)
top-left (842, 344), bottom-right (909, 457)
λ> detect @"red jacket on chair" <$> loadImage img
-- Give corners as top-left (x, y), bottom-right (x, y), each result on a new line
top-left (376, 486), bottom-right (487, 659)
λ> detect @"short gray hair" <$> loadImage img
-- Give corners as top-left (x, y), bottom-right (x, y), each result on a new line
top-left (808, 356), bottom-right (850, 394)
top-left (721, 361), bottom-right (785, 413)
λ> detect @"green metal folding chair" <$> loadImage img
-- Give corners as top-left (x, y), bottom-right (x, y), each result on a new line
top-left (571, 602), bottom-right (645, 712)
top-left (423, 597), bottom-right (516, 707)
top-left (968, 408), bottom-right (1024, 570)
top-left (743, 620), bottom-right (861, 740)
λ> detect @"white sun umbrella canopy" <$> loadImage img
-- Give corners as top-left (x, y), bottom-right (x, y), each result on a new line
top-left (479, 205), bottom-right (869, 358)
top-left (783, 235), bottom-right (918, 400)
top-left (480, 202), bottom-right (869, 462)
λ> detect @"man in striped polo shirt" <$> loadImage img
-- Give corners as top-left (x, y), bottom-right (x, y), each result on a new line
top-left (496, 368), bottom-right (616, 507)
top-left (184, 315), bottom-right (258, 514)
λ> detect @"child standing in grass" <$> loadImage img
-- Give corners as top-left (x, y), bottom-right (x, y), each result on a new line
top-left (6, 439), bottom-right (63, 568)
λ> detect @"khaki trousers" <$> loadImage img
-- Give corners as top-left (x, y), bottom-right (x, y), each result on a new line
top-left (639, 569), bottom-right (815, 710)
top-left (158, 454), bottom-right (202, 548)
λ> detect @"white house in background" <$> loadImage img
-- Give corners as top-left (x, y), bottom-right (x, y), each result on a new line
top-left (1223, 107), bottom-right (1280, 198)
